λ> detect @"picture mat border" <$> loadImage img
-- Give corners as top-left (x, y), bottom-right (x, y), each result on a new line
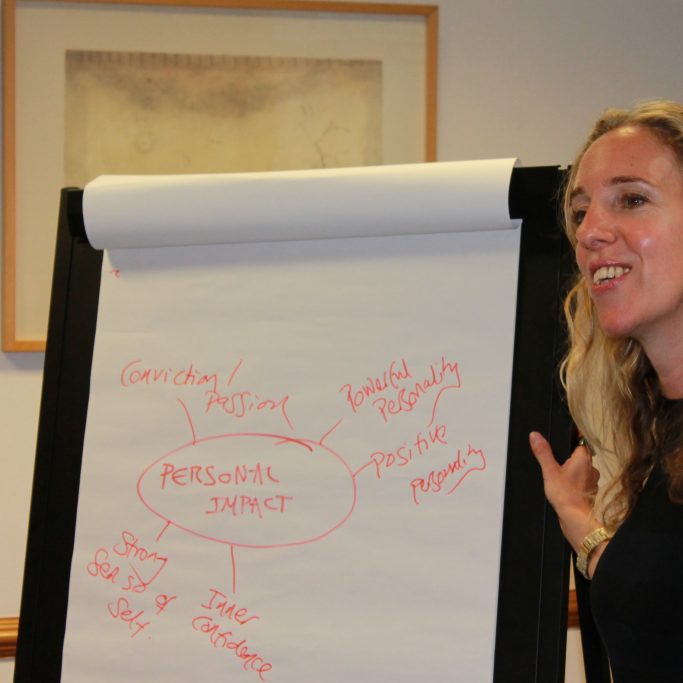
top-left (2, 0), bottom-right (438, 351)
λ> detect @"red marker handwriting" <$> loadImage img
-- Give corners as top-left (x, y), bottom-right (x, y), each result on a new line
top-left (368, 424), bottom-right (448, 479)
top-left (200, 588), bottom-right (259, 626)
top-left (86, 531), bottom-right (168, 592)
top-left (87, 548), bottom-right (120, 584)
top-left (155, 593), bottom-right (177, 614)
top-left (113, 531), bottom-right (168, 584)
top-left (108, 597), bottom-right (151, 638)
top-left (372, 357), bottom-right (461, 424)
top-left (339, 358), bottom-right (411, 413)
top-left (205, 494), bottom-right (294, 517)
top-left (205, 389), bottom-right (293, 430)
top-left (410, 444), bottom-right (486, 504)
top-left (192, 590), bottom-right (271, 680)
top-left (340, 356), bottom-right (461, 424)
top-left (191, 616), bottom-right (273, 680)
top-left (120, 358), bottom-right (293, 429)
top-left (159, 463), bottom-right (280, 489)
top-left (120, 360), bottom-right (219, 393)
top-left (137, 432), bottom-right (356, 549)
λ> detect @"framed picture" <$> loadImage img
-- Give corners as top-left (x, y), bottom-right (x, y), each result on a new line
top-left (2, 0), bottom-right (438, 351)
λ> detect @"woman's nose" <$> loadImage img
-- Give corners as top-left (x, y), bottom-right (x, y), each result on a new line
top-left (575, 206), bottom-right (617, 250)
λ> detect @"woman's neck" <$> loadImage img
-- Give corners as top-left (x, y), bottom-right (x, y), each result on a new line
top-left (640, 332), bottom-right (683, 399)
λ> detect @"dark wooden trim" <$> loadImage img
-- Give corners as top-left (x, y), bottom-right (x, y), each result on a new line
top-left (0, 616), bottom-right (19, 658)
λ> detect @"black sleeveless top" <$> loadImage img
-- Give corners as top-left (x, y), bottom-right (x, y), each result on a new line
top-left (591, 462), bottom-right (683, 682)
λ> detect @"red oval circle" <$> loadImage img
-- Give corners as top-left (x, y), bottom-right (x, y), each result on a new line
top-left (137, 432), bottom-right (356, 548)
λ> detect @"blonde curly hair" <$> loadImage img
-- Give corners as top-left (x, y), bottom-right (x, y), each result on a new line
top-left (561, 99), bottom-right (683, 528)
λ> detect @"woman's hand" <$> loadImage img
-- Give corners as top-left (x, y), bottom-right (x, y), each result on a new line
top-left (529, 431), bottom-right (602, 555)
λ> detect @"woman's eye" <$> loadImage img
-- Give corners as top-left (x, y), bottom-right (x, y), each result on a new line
top-left (571, 208), bottom-right (586, 226)
top-left (621, 193), bottom-right (648, 209)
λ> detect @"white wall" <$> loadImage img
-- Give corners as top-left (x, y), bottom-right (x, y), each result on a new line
top-left (436, 0), bottom-right (683, 167)
top-left (4, 1), bottom-right (683, 680)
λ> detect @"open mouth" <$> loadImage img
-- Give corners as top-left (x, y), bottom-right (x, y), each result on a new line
top-left (592, 265), bottom-right (630, 285)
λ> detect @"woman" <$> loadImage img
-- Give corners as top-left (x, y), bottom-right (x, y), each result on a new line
top-left (529, 100), bottom-right (683, 682)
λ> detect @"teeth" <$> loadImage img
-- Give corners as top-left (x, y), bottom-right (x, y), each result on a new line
top-left (593, 265), bottom-right (630, 284)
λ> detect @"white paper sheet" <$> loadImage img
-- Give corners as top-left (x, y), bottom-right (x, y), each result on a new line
top-left (83, 159), bottom-right (520, 249)
top-left (61, 162), bottom-right (521, 682)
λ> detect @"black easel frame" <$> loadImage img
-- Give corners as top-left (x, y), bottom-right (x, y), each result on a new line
top-left (15, 171), bottom-right (582, 681)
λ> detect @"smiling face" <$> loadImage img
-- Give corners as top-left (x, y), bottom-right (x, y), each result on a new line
top-left (570, 125), bottom-right (683, 350)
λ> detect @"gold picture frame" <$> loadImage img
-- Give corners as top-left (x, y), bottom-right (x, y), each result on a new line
top-left (2, 0), bottom-right (438, 351)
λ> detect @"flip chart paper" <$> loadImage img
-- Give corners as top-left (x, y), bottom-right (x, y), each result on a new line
top-left (61, 161), bottom-right (521, 682)
top-left (83, 159), bottom-right (520, 249)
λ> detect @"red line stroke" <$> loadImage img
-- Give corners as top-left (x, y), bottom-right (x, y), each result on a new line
top-left (226, 358), bottom-right (243, 386)
top-left (156, 520), bottom-right (171, 542)
top-left (353, 460), bottom-right (375, 479)
top-left (230, 545), bottom-right (237, 594)
top-left (445, 450), bottom-right (487, 496)
top-left (177, 398), bottom-right (198, 445)
top-left (426, 384), bottom-right (459, 428)
top-left (319, 418), bottom-right (343, 445)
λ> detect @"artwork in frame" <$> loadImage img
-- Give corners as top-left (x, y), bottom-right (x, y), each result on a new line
top-left (64, 50), bottom-right (383, 183)
top-left (2, 0), bottom-right (438, 351)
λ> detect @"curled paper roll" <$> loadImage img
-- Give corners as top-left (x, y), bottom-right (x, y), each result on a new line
top-left (83, 159), bottom-right (521, 250)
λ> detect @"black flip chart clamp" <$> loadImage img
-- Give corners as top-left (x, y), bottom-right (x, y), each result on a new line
top-left (15, 170), bottom-right (601, 682)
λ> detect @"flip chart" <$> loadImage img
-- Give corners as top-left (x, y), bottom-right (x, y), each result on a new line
top-left (61, 160), bottom-right (521, 682)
